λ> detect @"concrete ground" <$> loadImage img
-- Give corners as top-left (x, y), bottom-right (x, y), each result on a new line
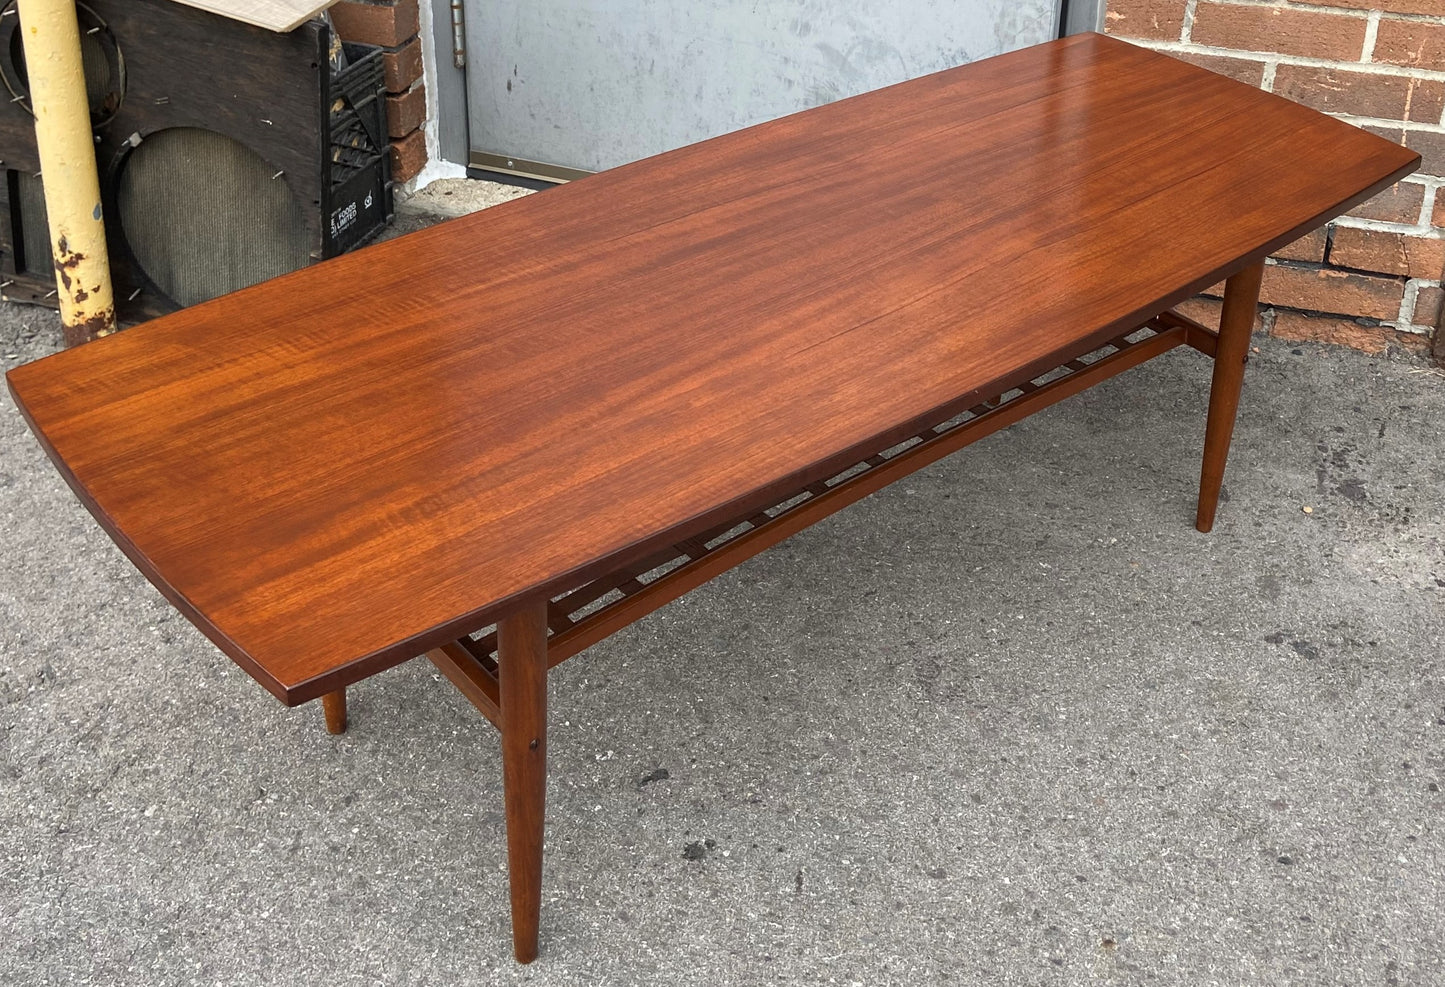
top-left (1, 187), bottom-right (1443, 986)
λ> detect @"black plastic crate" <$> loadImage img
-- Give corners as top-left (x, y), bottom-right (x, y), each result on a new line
top-left (321, 38), bottom-right (393, 258)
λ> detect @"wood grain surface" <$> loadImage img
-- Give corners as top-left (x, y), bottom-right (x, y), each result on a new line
top-left (6, 34), bottom-right (1418, 704)
top-left (164, 0), bottom-right (339, 33)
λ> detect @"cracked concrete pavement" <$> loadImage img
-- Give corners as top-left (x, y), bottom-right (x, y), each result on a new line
top-left (1, 188), bottom-right (1443, 985)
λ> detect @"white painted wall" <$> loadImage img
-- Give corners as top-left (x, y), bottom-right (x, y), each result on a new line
top-left (465, 0), bottom-right (1059, 174)
top-left (412, 0), bottom-right (467, 188)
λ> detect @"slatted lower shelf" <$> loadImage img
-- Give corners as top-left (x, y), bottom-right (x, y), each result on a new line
top-left (426, 310), bottom-right (1219, 728)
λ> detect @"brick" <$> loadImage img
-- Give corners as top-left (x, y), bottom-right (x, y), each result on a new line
top-left (1176, 296), bottom-right (1222, 328)
top-left (1361, 125), bottom-right (1414, 175)
top-left (1350, 180), bottom-right (1425, 223)
top-left (1302, 0), bottom-right (1445, 17)
top-left (1259, 263), bottom-right (1404, 319)
top-left (382, 37), bottom-right (424, 94)
top-left (1269, 310), bottom-right (1425, 355)
top-left (385, 81), bottom-right (426, 139)
top-left (1176, 295), bottom-right (1266, 331)
top-left (1373, 18), bottom-right (1445, 68)
top-left (1434, 190), bottom-right (1445, 228)
top-left (1274, 226), bottom-right (1330, 263)
top-left (1366, 123), bottom-right (1445, 178)
top-left (1168, 51), bottom-right (1267, 88)
top-left (1192, 3), bottom-right (1368, 61)
top-left (1398, 329), bottom-right (1433, 355)
top-left (390, 126), bottom-right (428, 183)
top-left (1103, 0), bottom-right (1186, 41)
top-left (1272, 65), bottom-right (1445, 122)
top-left (1410, 285), bottom-right (1443, 325)
top-left (1330, 228), bottom-right (1445, 279)
top-left (1402, 130), bottom-right (1445, 179)
top-left (329, 0), bottom-right (420, 48)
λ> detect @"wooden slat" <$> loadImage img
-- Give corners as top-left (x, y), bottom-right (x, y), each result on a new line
top-left (1156, 309), bottom-right (1222, 357)
top-left (467, 631), bottom-right (499, 661)
top-left (550, 545), bottom-right (681, 615)
top-left (458, 635), bottom-right (498, 674)
top-left (545, 601), bottom-right (575, 634)
top-left (426, 642), bottom-right (501, 728)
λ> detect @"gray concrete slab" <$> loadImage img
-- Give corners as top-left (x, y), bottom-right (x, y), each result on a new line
top-left (1, 255), bottom-right (1442, 985)
top-left (379, 178), bottom-right (536, 245)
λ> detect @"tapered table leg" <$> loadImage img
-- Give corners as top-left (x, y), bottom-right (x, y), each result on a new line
top-left (1196, 260), bottom-right (1265, 533)
top-left (499, 599), bottom-right (550, 964)
top-left (322, 688), bottom-right (347, 734)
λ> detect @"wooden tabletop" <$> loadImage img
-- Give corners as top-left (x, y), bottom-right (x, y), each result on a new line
top-left (7, 34), bottom-right (1417, 705)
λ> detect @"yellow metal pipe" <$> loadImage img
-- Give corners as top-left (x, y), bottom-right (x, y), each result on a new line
top-left (17, 0), bottom-right (115, 346)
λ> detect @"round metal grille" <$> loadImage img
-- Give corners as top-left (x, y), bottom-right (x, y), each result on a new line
top-left (115, 127), bottom-right (312, 308)
top-left (0, 1), bottom-right (124, 125)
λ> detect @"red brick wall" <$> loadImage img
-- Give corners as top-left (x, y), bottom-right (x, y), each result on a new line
top-left (1107, 0), bottom-right (1445, 360)
top-left (330, 0), bottom-right (430, 183)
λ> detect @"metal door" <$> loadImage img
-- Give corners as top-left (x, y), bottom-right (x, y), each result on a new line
top-left (463, 0), bottom-right (1063, 181)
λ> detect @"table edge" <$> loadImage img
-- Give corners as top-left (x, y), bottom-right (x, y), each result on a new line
top-left (7, 112), bottom-right (1421, 708)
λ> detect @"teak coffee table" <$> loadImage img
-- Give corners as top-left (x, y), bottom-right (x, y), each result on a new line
top-left (6, 34), bottom-right (1418, 962)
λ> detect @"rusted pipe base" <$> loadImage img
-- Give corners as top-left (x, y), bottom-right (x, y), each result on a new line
top-left (17, 0), bottom-right (117, 344)
top-left (61, 308), bottom-right (118, 348)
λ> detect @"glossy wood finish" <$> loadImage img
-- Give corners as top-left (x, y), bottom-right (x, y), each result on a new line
top-left (531, 318), bottom-right (1209, 669)
top-left (321, 688), bottom-right (347, 735)
top-left (4, 34), bottom-right (1418, 708)
top-left (498, 601), bottom-right (549, 964)
top-left (429, 317), bottom-right (1208, 703)
top-left (1196, 262), bottom-right (1266, 533)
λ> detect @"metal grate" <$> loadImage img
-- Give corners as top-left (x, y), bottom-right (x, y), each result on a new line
top-left (115, 127), bottom-right (314, 309)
